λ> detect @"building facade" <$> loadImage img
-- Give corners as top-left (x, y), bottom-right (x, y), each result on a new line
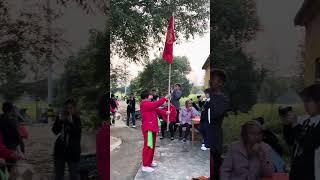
top-left (202, 56), bottom-right (210, 88)
top-left (295, 0), bottom-right (320, 86)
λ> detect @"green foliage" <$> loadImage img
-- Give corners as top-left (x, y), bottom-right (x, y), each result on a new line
top-left (214, 48), bottom-right (267, 113)
top-left (179, 93), bottom-right (204, 106)
top-left (0, 45), bottom-right (25, 101)
top-left (259, 75), bottom-right (290, 104)
top-left (110, 63), bottom-right (129, 91)
top-left (0, 0), bottom-right (68, 101)
top-left (129, 56), bottom-right (192, 97)
top-left (211, 0), bottom-right (259, 46)
top-left (111, 0), bottom-right (209, 62)
top-left (57, 0), bottom-right (108, 14)
top-left (211, 0), bottom-right (265, 113)
top-left (190, 86), bottom-right (205, 94)
top-left (55, 30), bottom-right (107, 111)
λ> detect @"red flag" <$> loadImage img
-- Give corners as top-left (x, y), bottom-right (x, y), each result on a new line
top-left (162, 16), bottom-right (175, 64)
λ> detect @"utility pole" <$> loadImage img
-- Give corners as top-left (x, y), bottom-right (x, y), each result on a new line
top-left (124, 62), bottom-right (127, 95)
top-left (46, 0), bottom-right (53, 106)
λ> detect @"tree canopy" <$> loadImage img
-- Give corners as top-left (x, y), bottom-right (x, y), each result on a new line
top-left (129, 56), bottom-right (192, 98)
top-left (211, 0), bottom-right (265, 113)
top-left (111, 0), bottom-right (209, 62)
top-left (55, 30), bottom-right (107, 110)
top-left (0, 0), bottom-right (67, 101)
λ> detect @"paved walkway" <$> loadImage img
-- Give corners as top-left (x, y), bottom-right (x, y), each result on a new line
top-left (134, 138), bottom-right (210, 180)
top-left (111, 100), bottom-right (210, 180)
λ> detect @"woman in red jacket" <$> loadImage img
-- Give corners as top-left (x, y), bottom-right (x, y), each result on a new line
top-left (0, 102), bottom-right (25, 170)
top-left (0, 133), bottom-right (19, 163)
top-left (140, 90), bottom-right (170, 173)
top-left (156, 101), bottom-right (177, 140)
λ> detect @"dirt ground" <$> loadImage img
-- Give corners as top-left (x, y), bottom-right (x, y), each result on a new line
top-left (23, 123), bottom-right (96, 179)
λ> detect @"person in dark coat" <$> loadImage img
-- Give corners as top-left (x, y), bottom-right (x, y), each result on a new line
top-left (126, 93), bottom-right (136, 127)
top-left (197, 95), bottom-right (205, 109)
top-left (281, 84), bottom-right (320, 180)
top-left (171, 83), bottom-right (182, 134)
top-left (191, 99), bottom-right (200, 111)
top-left (199, 89), bottom-right (211, 151)
top-left (97, 92), bottom-right (108, 123)
top-left (207, 69), bottom-right (229, 180)
top-left (52, 98), bottom-right (82, 180)
top-left (110, 94), bottom-right (117, 124)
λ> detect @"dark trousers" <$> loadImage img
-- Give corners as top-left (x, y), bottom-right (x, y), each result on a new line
top-left (111, 112), bottom-right (116, 124)
top-left (54, 159), bottom-right (80, 180)
top-left (126, 111), bottom-right (136, 126)
top-left (161, 121), bottom-right (175, 137)
top-left (20, 141), bottom-right (25, 153)
top-left (174, 110), bottom-right (180, 133)
top-left (179, 123), bottom-right (191, 139)
top-left (199, 123), bottom-right (209, 147)
top-left (210, 149), bottom-right (222, 180)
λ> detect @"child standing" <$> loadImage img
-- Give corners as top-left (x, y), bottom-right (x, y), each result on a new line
top-left (156, 101), bottom-right (177, 140)
top-left (179, 100), bottom-right (196, 142)
top-left (140, 90), bottom-right (170, 173)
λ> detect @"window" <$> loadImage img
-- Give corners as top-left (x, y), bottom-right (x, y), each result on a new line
top-left (316, 58), bottom-right (320, 83)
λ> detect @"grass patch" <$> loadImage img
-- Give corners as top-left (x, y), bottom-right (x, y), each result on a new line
top-left (0, 101), bottom-right (50, 122)
top-left (180, 94), bottom-right (204, 106)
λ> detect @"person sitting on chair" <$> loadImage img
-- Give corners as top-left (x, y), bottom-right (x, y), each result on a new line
top-left (179, 100), bottom-right (196, 142)
top-left (156, 101), bottom-right (177, 140)
top-left (220, 120), bottom-right (274, 180)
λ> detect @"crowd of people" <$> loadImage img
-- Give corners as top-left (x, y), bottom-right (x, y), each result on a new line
top-left (0, 98), bottom-right (83, 180)
top-left (0, 102), bottom-right (26, 174)
top-left (109, 68), bottom-right (320, 180)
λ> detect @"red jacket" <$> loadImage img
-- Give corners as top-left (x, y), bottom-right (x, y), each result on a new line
top-left (0, 132), bottom-right (18, 161)
top-left (140, 97), bottom-right (166, 132)
top-left (156, 103), bottom-right (177, 123)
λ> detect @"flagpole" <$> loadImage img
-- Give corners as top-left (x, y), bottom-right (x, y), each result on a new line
top-left (167, 64), bottom-right (171, 131)
top-left (166, 13), bottom-right (174, 132)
